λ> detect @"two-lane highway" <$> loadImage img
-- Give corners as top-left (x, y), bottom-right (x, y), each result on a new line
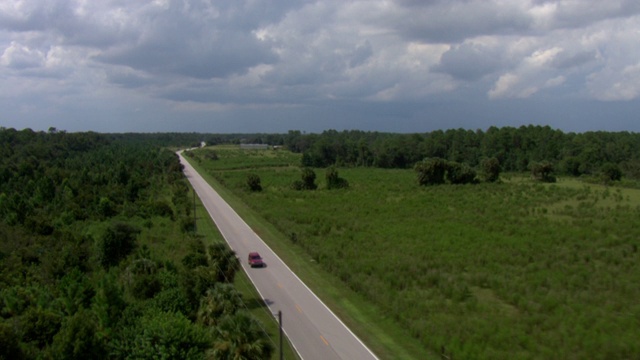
top-left (178, 151), bottom-right (378, 360)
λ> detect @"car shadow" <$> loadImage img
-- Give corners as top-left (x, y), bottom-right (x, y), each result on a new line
top-left (245, 297), bottom-right (274, 310)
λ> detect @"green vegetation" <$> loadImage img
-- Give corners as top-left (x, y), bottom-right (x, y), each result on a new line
top-left (285, 127), bottom-right (640, 183)
top-left (188, 145), bottom-right (640, 359)
top-left (0, 128), bottom-right (279, 359)
top-left (4, 125), bottom-right (640, 359)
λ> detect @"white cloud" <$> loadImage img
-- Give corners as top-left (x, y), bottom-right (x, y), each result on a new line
top-left (588, 63), bottom-right (640, 101)
top-left (489, 73), bottom-right (519, 99)
top-left (488, 46), bottom-right (567, 99)
top-left (1, 41), bottom-right (45, 68)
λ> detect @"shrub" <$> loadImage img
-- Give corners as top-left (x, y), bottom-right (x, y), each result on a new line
top-left (600, 163), bottom-right (622, 183)
top-left (415, 158), bottom-right (447, 185)
top-left (116, 309), bottom-right (210, 360)
top-left (531, 161), bottom-right (556, 183)
top-left (210, 312), bottom-right (273, 360)
top-left (326, 166), bottom-right (349, 189)
top-left (246, 173), bottom-right (262, 192)
top-left (480, 157), bottom-right (501, 182)
top-left (301, 168), bottom-right (317, 190)
top-left (446, 162), bottom-right (477, 184)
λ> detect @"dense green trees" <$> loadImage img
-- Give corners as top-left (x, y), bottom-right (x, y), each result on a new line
top-left (283, 126), bottom-right (640, 182)
top-left (0, 129), bottom-right (272, 359)
top-left (50, 309), bottom-right (106, 360)
top-left (96, 223), bottom-right (140, 268)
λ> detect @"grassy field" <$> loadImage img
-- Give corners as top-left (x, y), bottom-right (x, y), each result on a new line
top-left (184, 147), bottom-right (640, 360)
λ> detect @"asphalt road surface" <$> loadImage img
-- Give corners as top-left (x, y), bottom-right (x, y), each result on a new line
top-left (178, 151), bottom-right (378, 360)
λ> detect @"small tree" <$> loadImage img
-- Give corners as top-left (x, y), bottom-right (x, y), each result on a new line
top-left (207, 243), bottom-right (240, 283)
top-left (600, 163), bottom-right (622, 184)
top-left (415, 158), bottom-right (447, 186)
top-left (210, 312), bottom-right (274, 360)
top-left (325, 166), bottom-right (349, 189)
top-left (531, 161), bottom-right (556, 183)
top-left (446, 161), bottom-right (477, 184)
top-left (197, 284), bottom-right (243, 327)
top-left (480, 157), bottom-right (501, 182)
top-left (301, 168), bottom-right (317, 189)
top-left (246, 173), bottom-right (262, 192)
top-left (292, 168), bottom-right (317, 190)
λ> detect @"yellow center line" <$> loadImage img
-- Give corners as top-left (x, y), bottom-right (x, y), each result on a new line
top-left (320, 335), bottom-right (329, 346)
top-left (295, 304), bottom-right (302, 313)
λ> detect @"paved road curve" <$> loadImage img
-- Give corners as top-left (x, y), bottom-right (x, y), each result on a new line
top-left (178, 151), bottom-right (378, 360)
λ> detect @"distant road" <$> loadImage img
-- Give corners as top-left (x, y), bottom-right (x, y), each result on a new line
top-left (178, 151), bottom-right (378, 360)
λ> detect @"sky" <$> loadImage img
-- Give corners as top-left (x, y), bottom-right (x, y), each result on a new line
top-left (1, 0), bottom-right (640, 134)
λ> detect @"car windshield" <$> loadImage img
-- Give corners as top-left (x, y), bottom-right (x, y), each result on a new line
top-left (250, 254), bottom-right (261, 259)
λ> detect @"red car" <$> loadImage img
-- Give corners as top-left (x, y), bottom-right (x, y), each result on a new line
top-left (248, 252), bottom-right (264, 268)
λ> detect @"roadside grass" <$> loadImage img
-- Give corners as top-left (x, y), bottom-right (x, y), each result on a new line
top-left (185, 147), bottom-right (640, 359)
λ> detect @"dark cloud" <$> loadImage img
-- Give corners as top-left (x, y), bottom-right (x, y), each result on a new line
top-left (393, 1), bottom-right (533, 43)
top-left (349, 40), bottom-right (373, 68)
top-left (97, 30), bottom-right (277, 79)
top-left (105, 67), bottom-right (156, 89)
top-left (548, 0), bottom-right (640, 30)
top-left (93, 1), bottom-right (281, 79)
top-left (433, 42), bottom-right (507, 81)
top-left (550, 50), bottom-right (598, 69)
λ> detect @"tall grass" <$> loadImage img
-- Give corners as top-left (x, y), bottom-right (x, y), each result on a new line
top-left (192, 147), bottom-right (640, 359)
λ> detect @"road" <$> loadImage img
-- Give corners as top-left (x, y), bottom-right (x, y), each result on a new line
top-left (178, 151), bottom-right (379, 360)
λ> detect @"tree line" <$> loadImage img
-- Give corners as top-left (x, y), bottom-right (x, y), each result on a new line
top-left (282, 126), bottom-right (640, 180)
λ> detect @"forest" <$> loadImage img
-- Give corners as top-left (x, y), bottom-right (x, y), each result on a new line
top-left (0, 128), bottom-right (274, 359)
top-left (280, 127), bottom-right (640, 181)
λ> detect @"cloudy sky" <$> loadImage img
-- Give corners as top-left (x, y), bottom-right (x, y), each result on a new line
top-left (1, 0), bottom-right (639, 133)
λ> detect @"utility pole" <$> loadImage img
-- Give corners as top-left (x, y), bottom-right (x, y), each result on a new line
top-left (193, 188), bottom-right (197, 232)
top-left (278, 310), bottom-right (283, 360)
